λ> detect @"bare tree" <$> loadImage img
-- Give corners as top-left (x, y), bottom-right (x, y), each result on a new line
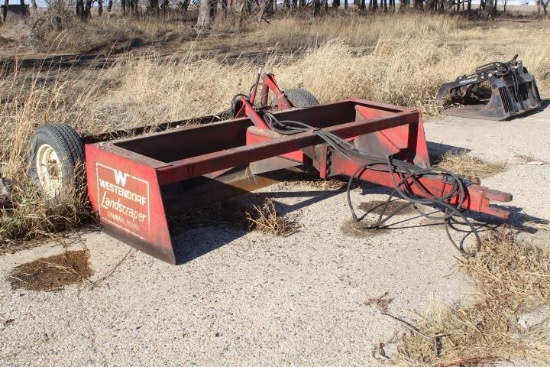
top-left (85, 0), bottom-right (92, 15)
top-left (2, 0), bottom-right (7, 23)
top-left (121, 0), bottom-right (138, 16)
top-left (369, 0), bottom-right (378, 11)
top-left (76, 0), bottom-right (85, 18)
top-left (196, 0), bottom-right (216, 29)
top-left (20, 0), bottom-right (27, 15)
top-left (483, 0), bottom-right (498, 17)
top-left (74, 0), bottom-right (92, 19)
top-left (149, 0), bottom-right (159, 15)
top-left (539, 0), bottom-right (549, 15)
top-left (258, 0), bottom-right (273, 24)
top-left (129, 0), bottom-right (138, 15)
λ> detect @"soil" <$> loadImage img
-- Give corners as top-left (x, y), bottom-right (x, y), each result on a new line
top-left (357, 199), bottom-right (418, 216)
top-left (340, 218), bottom-right (388, 238)
top-left (8, 250), bottom-right (92, 292)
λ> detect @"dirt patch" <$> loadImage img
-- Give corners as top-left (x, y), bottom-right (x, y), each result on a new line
top-left (516, 154), bottom-right (535, 164)
top-left (341, 218), bottom-right (387, 238)
top-left (430, 150), bottom-right (505, 179)
top-left (358, 200), bottom-right (417, 216)
top-left (8, 250), bottom-right (93, 292)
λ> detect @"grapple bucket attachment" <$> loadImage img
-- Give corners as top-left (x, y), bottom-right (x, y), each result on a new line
top-left (437, 55), bottom-right (542, 120)
top-left (85, 100), bottom-right (433, 264)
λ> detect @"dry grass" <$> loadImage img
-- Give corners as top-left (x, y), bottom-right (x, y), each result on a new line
top-left (0, 70), bottom-right (94, 248)
top-left (95, 53), bottom-right (249, 131)
top-left (296, 177), bottom-right (347, 190)
top-left (431, 150), bottom-right (506, 179)
top-left (271, 39), bottom-right (487, 115)
top-left (0, 183), bottom-right (91, 243)
top-left (30, 12), bottom-right (197, 53)
top-left (281, 170), bottom-right (349, 190)
top-left (247, 198), bottom-right (301, 236)
top-left (261, 13), bottom-right (462, 50)
top-left (377, 229), bottom-right (550, 366)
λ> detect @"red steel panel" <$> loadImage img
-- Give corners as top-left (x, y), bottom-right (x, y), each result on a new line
top-left (355, 105), bottom-right (430, 167)
top-left (86, 144), bottom-right (175, 264)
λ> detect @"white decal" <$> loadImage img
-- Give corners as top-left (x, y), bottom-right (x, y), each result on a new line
top-left (114, 170), bottom-right (129, 187)
top-left (96, 163), bottom-right (151, 239)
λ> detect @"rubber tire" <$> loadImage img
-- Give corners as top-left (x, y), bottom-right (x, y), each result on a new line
top-left (29, 123), bottom-right (85, 200)
top-left (284, 88), bottom-right (320, 108)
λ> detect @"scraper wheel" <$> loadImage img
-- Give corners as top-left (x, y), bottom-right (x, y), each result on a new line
top-left (29, 123), bottom-right (85, 201)
top-left (284, 88), bottom-right (320, 108)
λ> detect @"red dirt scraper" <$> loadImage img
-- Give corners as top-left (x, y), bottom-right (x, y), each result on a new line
top-left (30, 73), bottom-right (514, 264)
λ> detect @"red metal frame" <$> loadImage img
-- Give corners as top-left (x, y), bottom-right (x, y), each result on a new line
top-left (234, 74), bottom-right (295, 127)
top-left (85, 81), bottom-right (513, 264)
top-left (252, 74), bottom-right (292, 111)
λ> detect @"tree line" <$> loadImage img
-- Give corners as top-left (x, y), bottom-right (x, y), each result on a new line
top-left (1, 0), bottom-right (548, 28)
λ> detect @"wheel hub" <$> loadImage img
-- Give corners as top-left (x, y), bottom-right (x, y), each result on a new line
top-left (36, 144), bottom-right (63, 199)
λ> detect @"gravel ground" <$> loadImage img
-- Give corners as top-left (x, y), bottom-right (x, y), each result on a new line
top-left (0, 103), bottom-right (548, 366)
